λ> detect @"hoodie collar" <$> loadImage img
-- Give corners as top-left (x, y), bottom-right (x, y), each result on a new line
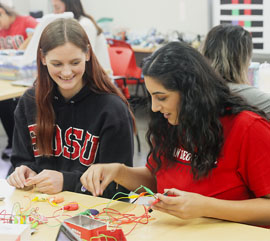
top-left (53, 84), bottom-right (91, 104)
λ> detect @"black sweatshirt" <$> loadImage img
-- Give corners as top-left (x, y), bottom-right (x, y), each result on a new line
top-left (11, 85), bottom-right (134, 199)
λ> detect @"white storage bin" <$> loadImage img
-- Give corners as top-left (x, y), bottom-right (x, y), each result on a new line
top-left (0, 49), bottom-right (37, 81)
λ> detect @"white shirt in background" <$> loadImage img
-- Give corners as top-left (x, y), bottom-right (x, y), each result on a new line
top-left (79, 16), bottom-right (112, 75)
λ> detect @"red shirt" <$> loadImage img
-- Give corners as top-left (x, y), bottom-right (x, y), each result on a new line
top-left (0, 15), bottom-right (38, 49)
top-left (146, 111), bottom-right (270, 200)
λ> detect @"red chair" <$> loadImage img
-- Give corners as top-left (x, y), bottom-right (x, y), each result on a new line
top-left (107, 39), bottom-right (146, 99)
top-left (107, 39), bottom-right (145, 153)
top-left (109, 46), bottom-right (132, 99)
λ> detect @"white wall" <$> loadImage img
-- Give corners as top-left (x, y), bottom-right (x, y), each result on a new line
top-left (13, 0), bottom-right (50, 15)
top-left (12, 0), bottom-right (210, 36)
top-left (13, 0), bottom-right (30, 15)
top-left (82, 0), bottom-right (210, 35)
top-left (28, 0), bottom-right (50, 13)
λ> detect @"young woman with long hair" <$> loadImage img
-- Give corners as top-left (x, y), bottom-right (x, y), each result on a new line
top-left (7, 18), bottom-right (134, 198)
top-left (81, 41), bottom-right (270, 226)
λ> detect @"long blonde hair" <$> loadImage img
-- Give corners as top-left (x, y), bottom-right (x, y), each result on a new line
top-left (201, 24), bottom-right (252, 84)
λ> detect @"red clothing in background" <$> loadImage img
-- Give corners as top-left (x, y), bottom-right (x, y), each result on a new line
top-left (0, 15), bottom-right (37, 49)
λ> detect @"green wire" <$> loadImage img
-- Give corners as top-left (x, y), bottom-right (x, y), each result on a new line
top-left (102, 185), bottom-right (156, 223)
top-left (142, 186), bottom-right (155, 196)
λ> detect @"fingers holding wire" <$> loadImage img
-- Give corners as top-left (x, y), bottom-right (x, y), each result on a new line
top-left (92, 167), bottom-right (103, 196)
top-left (81, 164), bottom-right (118, 197)
top-left (81, 166), bottom-right (96, 196)
top-left (7, 166), bottom-right (31, 189)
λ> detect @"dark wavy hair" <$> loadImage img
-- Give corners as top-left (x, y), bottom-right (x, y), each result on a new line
top-left (201, 24), bottom-right (252, 84)
top-left (36, 18), bottom-right (134, 155)
top-left (59, 0), bottom-right (102, 35)
top-left (142, 41), bottom-right (266, 179)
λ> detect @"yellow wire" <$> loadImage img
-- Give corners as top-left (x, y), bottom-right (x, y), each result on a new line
top-left (89, 234), bottom-right (117, 241)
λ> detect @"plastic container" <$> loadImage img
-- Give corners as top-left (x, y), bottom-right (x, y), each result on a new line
top-left (0, 49), bottom-right (37, 81)
top-left (97, 17), bottom-right (113, 37)
top-left (247, 62), bottom-right (260, 87)
top-left (258, 62), bottom-right (270, 93)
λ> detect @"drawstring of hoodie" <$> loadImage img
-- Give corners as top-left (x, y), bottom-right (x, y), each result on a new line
top-left (53, 95), bottom-right (59, 170)
top-left (70, 100), bottom-right (75, 160)
top-left (53, 85), bottom-right (89, 161)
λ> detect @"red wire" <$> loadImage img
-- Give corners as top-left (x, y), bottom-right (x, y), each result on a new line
top-left (125, 205), bottom-right (149, 236)
top-left (93, 206), bottom-right (150, 235)
top-left (0, 210), bottom-right (14, 223)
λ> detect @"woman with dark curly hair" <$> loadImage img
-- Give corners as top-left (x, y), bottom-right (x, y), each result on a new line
top-left (81, 41), bottom-right (270, 226)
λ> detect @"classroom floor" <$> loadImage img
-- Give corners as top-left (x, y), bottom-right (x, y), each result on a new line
top-left (0, 102), bottom-right (150, 179)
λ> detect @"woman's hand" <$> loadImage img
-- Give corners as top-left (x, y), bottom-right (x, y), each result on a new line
top-left (24, 170), bottom-right (63, 194)
top-left (7, 165), bottom-right (37, 189)
top-left (80, 163), bottom-right (123, 196)
top-left (150, 188), bottom-right (208, 219)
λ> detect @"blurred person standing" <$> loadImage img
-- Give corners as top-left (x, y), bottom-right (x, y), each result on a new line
top-left (52, 0), bottom-right (112, 74)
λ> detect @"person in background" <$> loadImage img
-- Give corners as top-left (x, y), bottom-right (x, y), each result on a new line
top-left (81, 42), bottom-right (270, 226)
top-left (7, 18), bottom-right (134, 198)
top-left (0, 0), bottom-right (12, 8)
top-left (52, 0), bottom-right (112, 74)
top-left (0, 3), bottom-right (38, 160)
top-left (201, 24), bottom-right (270, 118)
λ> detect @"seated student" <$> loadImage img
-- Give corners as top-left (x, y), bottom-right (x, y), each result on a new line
top-left (51, 0), bottom-right (112, 74)
top-left (201, 24), bottom-right (270, 118)
top-left (0, 3), bottom-right (38, 160)
top-left (81, 42), bottom-right (270, 226)
top-left (0, 3), bottom-right (37, 49)
top-left (7, 18), bottom-right (134, 199)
